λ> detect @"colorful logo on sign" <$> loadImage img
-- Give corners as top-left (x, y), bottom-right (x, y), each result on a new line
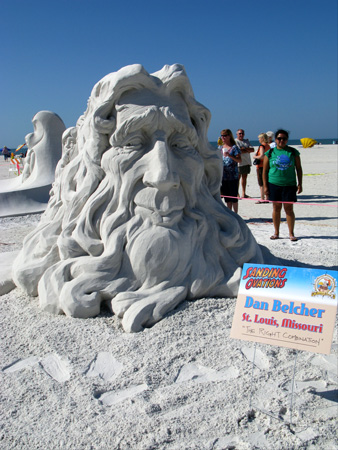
top-left (242, 266), bottom-right (288, 289)
top-left (312, 274), bottom-right (336, 299)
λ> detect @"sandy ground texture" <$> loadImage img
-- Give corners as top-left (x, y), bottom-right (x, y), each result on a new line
top-left (0, 145), bottom-right (337, 450)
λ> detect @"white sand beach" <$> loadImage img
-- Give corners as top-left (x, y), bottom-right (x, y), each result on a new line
top-left (0, 145), bottom-right (337, 449)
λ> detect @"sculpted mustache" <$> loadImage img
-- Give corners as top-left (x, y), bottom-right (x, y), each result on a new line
top-left (133, 188), bottom-right (186, 214)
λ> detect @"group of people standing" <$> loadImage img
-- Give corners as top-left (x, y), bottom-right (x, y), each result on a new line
top-left (218, 128), bottom-right (303, 241)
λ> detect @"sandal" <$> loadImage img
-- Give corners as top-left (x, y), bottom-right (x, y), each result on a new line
top-left (270, 235), bottom-right (279, 240)
top-left (289, 236), bottom-right (298, 242)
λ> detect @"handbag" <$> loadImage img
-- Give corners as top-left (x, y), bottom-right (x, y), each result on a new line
top-left (253, 145), bottom-right (264, 165)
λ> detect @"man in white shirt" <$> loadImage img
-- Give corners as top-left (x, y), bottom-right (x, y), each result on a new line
top-left (235, 129), bottom-right (254, 198)
top-left (266, 131), bottom-right (276, 149)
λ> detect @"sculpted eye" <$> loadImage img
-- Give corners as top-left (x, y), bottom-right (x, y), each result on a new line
top-left (123, 135), bottom-right (144, 150)
top-left (171, 135), bottom-right (192, 150)
top-left (170, 135), bottom-right (198, 157)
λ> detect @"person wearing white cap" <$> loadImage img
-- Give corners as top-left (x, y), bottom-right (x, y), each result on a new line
top-left (266, 131), bottom-right (276, 149)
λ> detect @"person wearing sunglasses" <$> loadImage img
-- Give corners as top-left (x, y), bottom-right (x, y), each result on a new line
top-left (263, 129), bottom-right (303, 241)
top-left (219, 129), bottom-right (242, 213)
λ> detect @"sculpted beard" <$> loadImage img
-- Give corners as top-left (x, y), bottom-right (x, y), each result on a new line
top-left (100, 142), bottom-right (204, 292)
top-left (123, 211), bottom-right (198, 288)
top-left (36, 145), bottom-right (205, 331)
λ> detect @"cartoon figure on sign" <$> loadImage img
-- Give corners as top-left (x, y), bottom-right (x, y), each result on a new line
top-left (312, 274), bottom-right (336, 299)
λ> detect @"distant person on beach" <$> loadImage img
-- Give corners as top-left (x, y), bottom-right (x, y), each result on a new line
top-left (235, 129), bottom-right (254, 198)
top-left (219, 129), bottom-right (241, 213)
top-left (263, 129), bottom-right (303, 241)
top-left (253, 133), bottom-right (269, 203)
top-left (2, 146), bottom-right (10, 161)
top-left (266, 131), bottom-right (276, 148)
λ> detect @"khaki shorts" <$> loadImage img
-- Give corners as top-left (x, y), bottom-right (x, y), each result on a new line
top-left (238, 165), bottom-right (251, 175)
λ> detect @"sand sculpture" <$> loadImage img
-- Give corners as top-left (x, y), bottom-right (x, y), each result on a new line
top-left (0, 111), bottom-right (65, 217)
top-left (13, 64), bottom-right (263, 332)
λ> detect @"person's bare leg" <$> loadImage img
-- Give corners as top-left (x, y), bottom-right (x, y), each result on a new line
top-left (226, 201), bottom-right (233, 210)
top-left (284, 203), bottom-right (297, 240)
top-left (233, 202), bottom-right (238, 214)
top-left (241, 173), bottom-right (248, 197)
top-left (260, 186), bottom-right (264, 200)
top-left (271, 202), bottom-right (282, 238)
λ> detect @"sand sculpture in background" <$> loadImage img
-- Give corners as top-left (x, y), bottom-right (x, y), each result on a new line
top-left (13, 64), bottom-right (263, 332)
top-left (0, 111), bottom-right (65, 217)
top-left (21, 111), bottom-right (66, 185)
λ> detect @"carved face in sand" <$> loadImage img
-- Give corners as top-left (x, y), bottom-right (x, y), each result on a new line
top-left (13, 64), bottom-right (263, 332)
top-left (113, 89), bottom-right (201, 228)
top-left (102, 88), bottom-right (207, 292)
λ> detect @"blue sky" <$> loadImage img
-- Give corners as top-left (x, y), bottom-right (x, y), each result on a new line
top-left (1, 0), bottom-right (337, 148)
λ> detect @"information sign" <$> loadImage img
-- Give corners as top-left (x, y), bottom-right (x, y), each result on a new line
top-left (230, 264), bottom-right (337, 354)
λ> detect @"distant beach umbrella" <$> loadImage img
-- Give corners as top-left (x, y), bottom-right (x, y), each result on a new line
top-left (300, 138), bottom-right (317, 148)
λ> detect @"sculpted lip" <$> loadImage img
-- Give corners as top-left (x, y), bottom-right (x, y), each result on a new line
top-left (134, 205), bottom-right (183, 226)
top-left (133, 188), bottom-right (185, 217)
top-left (160, 209), bottom-right (183, 224)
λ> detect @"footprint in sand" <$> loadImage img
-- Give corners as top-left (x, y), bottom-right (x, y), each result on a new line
top-left (85, 352), bottom-right (123, 382)
top-left (294, 379), bottom-right (327, 393)
top-left (175, 363), bottom-right (239, 384)
top-left (311, 354), bottom-right (337, 373)
top-left (98, 384), bottom-right (148, 406)
top-left (3, 354), bottom-right (70, 383)
top-left (2, 356), bottom-right (40, 373)
top-left (40, 353), bottom-right (71, 383)
top-left (310, 354), bottom-right (337, 383)
top-left (241, 346), bottom-right (270, 370)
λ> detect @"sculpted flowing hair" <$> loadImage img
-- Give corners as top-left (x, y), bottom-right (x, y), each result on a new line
top-left (13, 64), bottom-right (263, 332)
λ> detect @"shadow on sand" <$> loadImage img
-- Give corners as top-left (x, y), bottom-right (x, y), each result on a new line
top-left (258, 244), bottom-right (338, 272)
top-left (297, 194), bottom-right (338, 204)
top-left (312, 389), bottom-right (338, 404)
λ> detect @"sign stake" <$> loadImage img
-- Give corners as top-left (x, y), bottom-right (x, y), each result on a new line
top-left (248, 342), bottom-right (257, 411)
top-left (289, 351), bottom-right (298, 425)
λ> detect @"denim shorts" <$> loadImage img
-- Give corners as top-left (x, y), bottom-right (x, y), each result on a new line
top-left (268, 182), bottom-right (297, 202)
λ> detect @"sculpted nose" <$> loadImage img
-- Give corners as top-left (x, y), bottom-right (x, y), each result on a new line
top-left (25, 132), bottom-right (33, 146)
top-left (143, 140), bottom-right (180, 190)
